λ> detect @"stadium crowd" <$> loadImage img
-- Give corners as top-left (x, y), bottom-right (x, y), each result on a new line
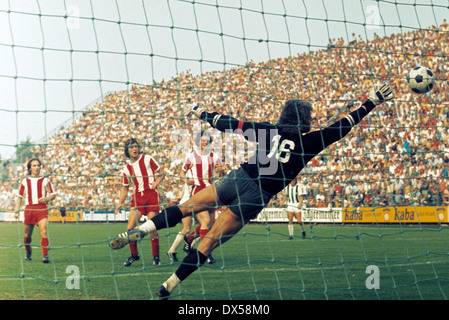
top-left (1, 21), bottom-right (448, 213)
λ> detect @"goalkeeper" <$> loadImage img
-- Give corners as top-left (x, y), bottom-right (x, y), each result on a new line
top-left (110, 83), bottom-right (393, 299)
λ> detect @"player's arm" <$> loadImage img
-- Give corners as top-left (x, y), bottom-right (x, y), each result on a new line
top-left (38, 193), bottom-right (57, 205)
top-left (298, 194), bottom-right (305, 209)
top-left (14, 181), bottom-right (25, 219)
top-left (14, 195), bottom-right (23, 220)
top-left (201, 113), bottom-right (271, 142)
top-left (39, 181), bottom-right (57, 205)
top-left (318, 83), bottom-right (393, 148)
top-left (182, 103), bottom-right (271, 142)
top-left (180, 157), bottom-right (194, 185)
top-left (179, 167), bottom-right (192, 186)
top-left (151, 170), bottom-right (165, 189)
top-left (146, 155), bottom-right (165, 189)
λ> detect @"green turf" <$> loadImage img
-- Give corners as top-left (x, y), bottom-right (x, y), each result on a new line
top-left (1, 221), bottom-right (448, 300)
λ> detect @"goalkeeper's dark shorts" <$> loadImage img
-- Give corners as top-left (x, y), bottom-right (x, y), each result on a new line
top-left (215, 167), bottom-right (273, 221)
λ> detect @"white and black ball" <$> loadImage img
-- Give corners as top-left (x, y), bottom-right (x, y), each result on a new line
top-left (407, 66), bottom-right (435, 94)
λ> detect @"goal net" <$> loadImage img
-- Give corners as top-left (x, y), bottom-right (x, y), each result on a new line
top-left (0, 0), bottom-right (448, 301)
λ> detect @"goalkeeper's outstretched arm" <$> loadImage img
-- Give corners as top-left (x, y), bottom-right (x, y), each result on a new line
top-left (317, 83), bottom-right (393, 149)
top-left (182, 102), bottom-right (268, 142)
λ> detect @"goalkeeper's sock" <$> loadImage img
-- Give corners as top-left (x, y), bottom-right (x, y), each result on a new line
top-left (175, 249), bottom-right (208, 282)
top-left (163, 273), bottom-right (181, 294)
top-left (138, 206), bottom-right (183, 233)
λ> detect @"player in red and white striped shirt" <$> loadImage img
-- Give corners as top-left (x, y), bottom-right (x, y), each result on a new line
top-left (176, 131), bottom-right (224, 263)
top-left (15, 158), bottom-right (57, 263)
top-left (115, 138), bottom-right (165, 266)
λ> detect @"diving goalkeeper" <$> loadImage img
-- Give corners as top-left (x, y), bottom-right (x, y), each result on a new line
top-left (110, 83), bottom-right (393, 299)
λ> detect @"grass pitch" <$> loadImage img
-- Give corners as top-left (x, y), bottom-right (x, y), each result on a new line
top-left (1, 221), bottom-right (448, 300)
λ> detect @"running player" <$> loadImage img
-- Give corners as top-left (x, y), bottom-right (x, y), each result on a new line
top-left (110, 83), bottom-right (393, 298)
top-left (114, 138), bottom-right (165, 266)
top-left (15, 158), bottom-right (57, 263)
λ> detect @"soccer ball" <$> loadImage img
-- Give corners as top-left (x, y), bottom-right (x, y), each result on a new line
top-left (407, 66), bottom-right (435, 94)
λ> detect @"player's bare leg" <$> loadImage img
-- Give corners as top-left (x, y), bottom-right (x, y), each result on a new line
top-left (23, 224), bottom-right (34, 261)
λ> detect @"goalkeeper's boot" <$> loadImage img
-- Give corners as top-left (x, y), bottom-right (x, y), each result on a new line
top-left (207, 254), bottom-right (216, 264)
top-left (155, 285), bottom-right (170, 300)
top-left (109, 229), bottom-right (146, 250)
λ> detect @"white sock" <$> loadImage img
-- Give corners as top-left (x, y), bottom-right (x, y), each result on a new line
top-left (164, 273), bottom-right (181, 293)
top-left (288, 223), bottom-right (294, 236)
top-left (169, 233), bottom-right (185, 253)
top-left (138, 219), bottom-right (156, 234)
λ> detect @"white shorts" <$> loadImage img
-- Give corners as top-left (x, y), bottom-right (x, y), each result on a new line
top-left (287, 203), bottom-right (301, 213)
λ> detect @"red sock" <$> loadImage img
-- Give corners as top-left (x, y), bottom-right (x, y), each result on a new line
top-left (186, 225), bottom-right (201, 244)
top-left (129, 241), bottom-right (139, 257)
top-left (199, 228), bottom-right (208, 240)
top-left (23, 237), bottom-right (32, 253)
top-left (41, 238), bottom-right (49, 257)
top-left (150, 232), bottom-right (159, 257)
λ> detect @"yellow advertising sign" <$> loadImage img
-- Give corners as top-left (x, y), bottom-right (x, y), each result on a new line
top-left (49, 208), bottom-right (81, 222)
top-left (343, 206), bottom-right (448, 224)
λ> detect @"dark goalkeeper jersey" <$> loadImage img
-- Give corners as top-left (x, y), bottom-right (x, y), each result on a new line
top-left (201, 100), bottom-right (376, 196)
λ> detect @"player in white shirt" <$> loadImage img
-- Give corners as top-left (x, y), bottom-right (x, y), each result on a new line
top-left (15, 158), bottom-right (57, 263)
top-left (285, 178), bottom-right (307, 239)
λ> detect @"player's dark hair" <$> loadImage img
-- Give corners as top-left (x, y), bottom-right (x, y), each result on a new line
top-left (124, 138), bottom-right (140, 158)
top-left (27, 158), bottom-right (41, 175)
top-left (194, 130), bottom-right (213, 147)
top-left (279, 100), bottom-right (313, 135)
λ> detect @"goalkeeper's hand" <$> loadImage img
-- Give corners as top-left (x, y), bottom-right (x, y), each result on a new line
top-left (368, 83), bottom-right (393, 105)
top-left (182, 103), bottom-right (206, 119)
